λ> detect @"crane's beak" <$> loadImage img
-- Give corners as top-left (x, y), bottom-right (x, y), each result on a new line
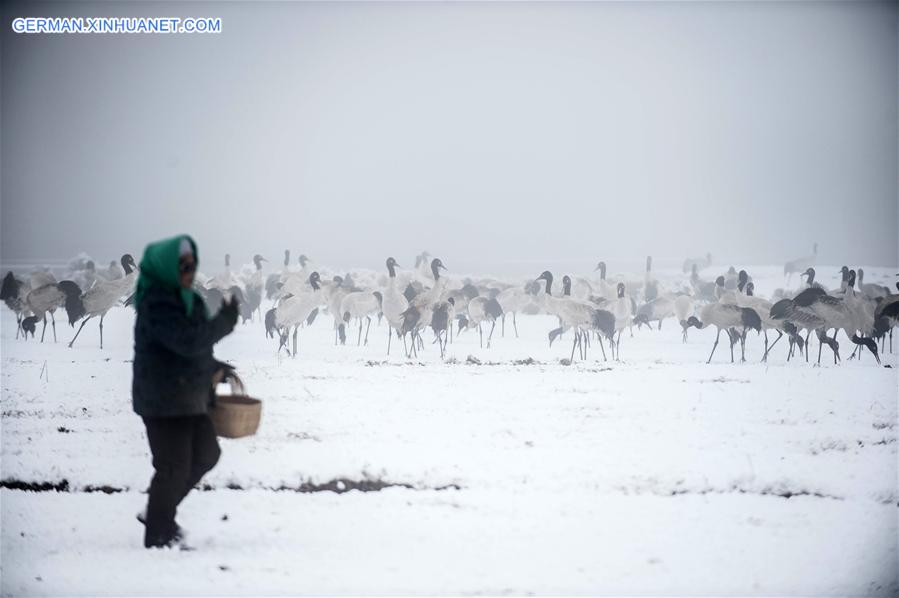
top-left (799, 272), bottom-right (808, 278)
top-left (438, 263), bottom-right (447, 270)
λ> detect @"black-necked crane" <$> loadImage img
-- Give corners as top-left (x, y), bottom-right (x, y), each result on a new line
top-left (429, 297), bottom-right (455, 358)
top-left (685, 303), bottom-right (762, 363)
top-left (874, 283), bottom-right (899, 353)
top-left (341, 290), bottom-right (383, 346)
top-left (496, 284), bottom-right (532, 338)
top-left (736, 282), bottom-right (803, 362)
top-left (64, 254), bottom-right (138, 349)
top-left (610, 283), bottom-right (633, 360)
top-left (266, 250), bottom-right (291, 301)
top-left (400, 258), bottom-right (447, 358)
top-left (381, 257), bottom-right (410, 355)
top-left (800, 267), bottom-right (827, 291)
top-left (1, 271), bottom-right (30, 339)
top-left (633, 295), bottom-right (674, 331)
top-left (239, 254), bottom-right (267, 321)
top-left (593, 261), bottom-right (618, 300)
top-left (674, 294), bottom-right (696, 343)
top-left (207, 253), bottom-right (242, 294)
top-left (25, 273), bottom-right (69, 343)
top-left (324, 275), bottom-right (351, 345)
top-left (536, 271), bottom-right (614, 363)
top-left (274, 272), bottom-right (326, 357)
top-left (462, 295), bottom-right (503, 348)
top-left (772, 281), bottom-right (878, 365)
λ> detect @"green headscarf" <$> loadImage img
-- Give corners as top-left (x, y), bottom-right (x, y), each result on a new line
top-left (133, 234), bottom-right (204, 317)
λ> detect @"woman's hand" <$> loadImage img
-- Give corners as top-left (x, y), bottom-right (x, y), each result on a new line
top-left (220, 296), bottom-right (239, 328)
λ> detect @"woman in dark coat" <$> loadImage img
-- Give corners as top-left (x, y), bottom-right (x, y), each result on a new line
top-left (132, 234), bottom-right (238, 549)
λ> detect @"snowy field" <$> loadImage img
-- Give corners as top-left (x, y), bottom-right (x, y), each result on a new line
top-left (1, 265), bottom-right (897, 596)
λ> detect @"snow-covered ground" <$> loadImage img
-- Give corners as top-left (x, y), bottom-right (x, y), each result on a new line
top-left (1, 265), bottom-right (897, 595)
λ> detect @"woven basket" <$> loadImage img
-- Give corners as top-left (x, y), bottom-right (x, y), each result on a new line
top-left (210, 375), bottom-right (262, 438)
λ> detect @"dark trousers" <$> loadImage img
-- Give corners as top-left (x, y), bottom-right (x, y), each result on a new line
top-left (142, 414), bottom-right (220, 547)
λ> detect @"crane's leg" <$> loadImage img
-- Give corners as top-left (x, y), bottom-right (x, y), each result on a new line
top-left (570, 331), bottom-right (579, 363)
top-left (478, 323), bottom-right (483, 349)
top-left (387, 325), bottom-right (392, 355)
top-left (487, 321), bottom-right (496, 348)
top-left (292, 325), bottom-right (298, 358)
top-left (805, 330), bottom-right (811, 362)
top-left (513, 312), bottom-right (519, 338)
top-left (726, 329), bottom-right (734, 363)
top-left (501, 314), bottom-right (506, 338)
top-left (41, 314), bottom-right (47, 343)
top-left (68, 315), bottom-right (93, 348)
top-left (364, 316), bottom-right (371, 346)
top-left (51, 311), bottom-right (57, 343)
top-left (402, 331), bottom-right (409, 357)
top-left (658, 319), bottom-right (663, 331)
top-left (357, 318), bottom-right (363, 346)
top-left (407, 332), bottom-right (416, 358)
top-left (99, 314), bottom-right (105, 350)
top-left (15, 314), bottom-right (21, 340)
top-left (815, 330), bottom-right (826, 365)
top-left (740, 329), bottom-right (747, 362)
top-left (762, 330), bottom-right (783, 362)
top-left (707, 328), bottom-right (722, 364)
top-left (616, 330), bottom-right (623, 361)
top-left (598, 335), bottom-right (607, 361)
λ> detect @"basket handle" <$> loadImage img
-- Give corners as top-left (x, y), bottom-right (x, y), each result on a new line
top-left (226, 372), bottom-right (246, 396)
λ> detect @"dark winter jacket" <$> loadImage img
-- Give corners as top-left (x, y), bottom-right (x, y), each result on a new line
top-left (132, 234), bottom-right (235, 418)
top-left (132, 285), bottom-right (234, 417)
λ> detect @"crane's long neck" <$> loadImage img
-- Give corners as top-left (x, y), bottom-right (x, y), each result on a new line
top-left (387, 262), bottom-right (396, 278)
top-left (122, 260), bottom-right (134, 275)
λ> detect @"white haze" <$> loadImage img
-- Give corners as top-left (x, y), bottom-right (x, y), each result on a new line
top-left (1, 1), bottom-right (897, 276)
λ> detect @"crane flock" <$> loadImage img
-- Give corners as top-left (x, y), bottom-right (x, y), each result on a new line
top-left (2, 245), bottom-right (897, 368)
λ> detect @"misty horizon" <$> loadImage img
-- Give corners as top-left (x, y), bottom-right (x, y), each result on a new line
top-left (2, 1), bottom-right (897, 274)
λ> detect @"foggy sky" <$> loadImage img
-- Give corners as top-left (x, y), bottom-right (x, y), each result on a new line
top-left (2, 1), bottom-right (897, 275)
